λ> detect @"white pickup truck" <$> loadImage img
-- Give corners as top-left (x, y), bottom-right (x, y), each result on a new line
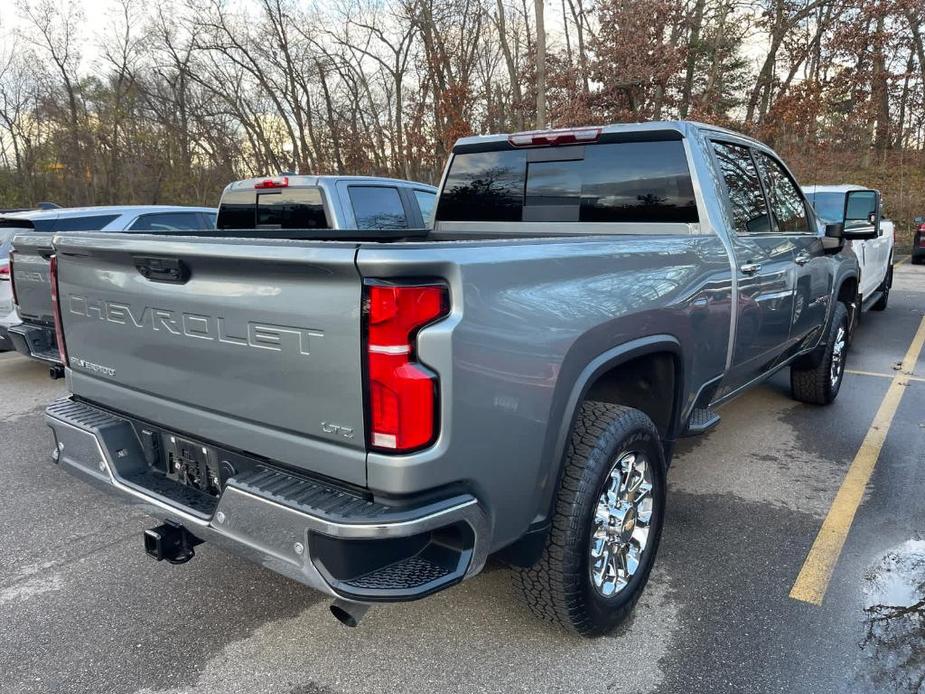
top-left (803, 184), bottom-right (894, 312)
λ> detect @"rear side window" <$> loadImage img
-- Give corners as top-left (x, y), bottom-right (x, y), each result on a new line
top-left (217, 188), bottom-right (329, 229)
top-left (349, 186), bottom-right (408, 229)
top-left (805, 191), bottom-right (846, 224)
top-left (129, 212), bottom-right (207, 231)
top-left (754, 153), bottom-right (811, 233)
top-left (436, 140), bottom-right (698, 224)
top-left (711, 142), bottom-right (773, 234)
top-left (55, 215), bottom-right (119, 231)
top-left (414, 190), bottom-right (437, 227)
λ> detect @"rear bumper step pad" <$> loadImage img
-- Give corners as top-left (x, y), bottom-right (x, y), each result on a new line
top-left (45, 397), bottom-right (490, 603)
top-left (7, 322), bottom-right (60, 364)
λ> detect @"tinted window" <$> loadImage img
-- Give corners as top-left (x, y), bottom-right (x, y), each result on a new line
top-left (201, 212), bottom-right (217, 229)
top-left (436, 140), bottom-right (698, 224)
top-left (218, 188), bottom-right (328, 229)
top-left (257, 188), bottom-right (327, 229)
top-left (755, 153), bottom-right (810, 233)
top-left (805, 192), bottom-right (845, 224)
top-left (711, 142), bottom-right (773, 234)
top-left (55, 215), bottom-right (120, 231)
top-left (437, 149), bottom-right (526, 221)
top-left (349, 186), bottom-right (408, 229)
top-left (217, 190), bottom-right (255, 229)
top-left (579, 142), bottom-right (697, 223)
top-left (414, 190), bottom-right (437, 227)
top-left (129, 212), bottom-right (206, 231)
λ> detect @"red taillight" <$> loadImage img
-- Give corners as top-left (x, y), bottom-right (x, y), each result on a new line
top-left (254, 176), bottom-right (289, 189)
top-left (0, 260), bottom-right (9, 280)
top-left (49, 255), bottom-right (68, 365)
top-left (364, 282), bottom-right (449, 452)
top-left (508, 127), bottom-right (601, 148)
top-left (6, 251), bottom-right (17, 305)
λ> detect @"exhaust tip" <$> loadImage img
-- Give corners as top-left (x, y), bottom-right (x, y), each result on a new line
top-left (330, 599), bottom-right (369, 628)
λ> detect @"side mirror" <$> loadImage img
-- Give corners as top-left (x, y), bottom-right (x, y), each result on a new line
top-left (843, 189), bottom-right (879, 240)
top-left (825, 222), bottom-right (844, 239)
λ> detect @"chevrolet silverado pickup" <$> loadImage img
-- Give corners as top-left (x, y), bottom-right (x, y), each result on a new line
top-left (42, 122), bottom-right (873, 636)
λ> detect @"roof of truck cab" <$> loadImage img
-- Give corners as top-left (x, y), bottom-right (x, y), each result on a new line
top-left (451, 120), bottom-right (770, 151)
top-left (222, 175), bottom-right (437, 192)
top-left (0, 205), bottom-right (216, 221)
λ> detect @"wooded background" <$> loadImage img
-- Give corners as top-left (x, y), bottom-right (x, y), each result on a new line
top-left (1, 0), bottom-right (924, 245)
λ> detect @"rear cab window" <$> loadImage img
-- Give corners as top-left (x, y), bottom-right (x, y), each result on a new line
top-left (436, 137), bottom-right (698, 226)
top-left (218, 186), bottom-right (329, 230)
top-left (348, 186), bottom-right (409, 230)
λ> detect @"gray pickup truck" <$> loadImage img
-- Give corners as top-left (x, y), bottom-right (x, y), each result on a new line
top-left (42, 122), bottom-right (874, 636)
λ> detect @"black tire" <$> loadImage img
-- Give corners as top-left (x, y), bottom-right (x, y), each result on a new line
top-left (870, 265), bottom-right (891, 311)
top-left (912, 256), bottom-right (923, 266)
top-left (517, 402), bottom-right (667, 636)
top-left (790, 302), bottom-right (849, 405)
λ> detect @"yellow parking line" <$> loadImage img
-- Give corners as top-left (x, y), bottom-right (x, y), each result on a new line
top-left (896, 255), bottom-right (910, 265)
top-left (846, 368), bottom-right (925, 382)
top-left (790, 313), bottom-right (925, 605)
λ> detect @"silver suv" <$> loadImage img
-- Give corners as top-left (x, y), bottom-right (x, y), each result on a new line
top-left (1, 205), bottom-right (216, 358)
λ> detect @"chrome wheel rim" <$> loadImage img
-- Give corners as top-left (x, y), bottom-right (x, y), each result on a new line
top-left (589, 451), bottom-right (654, 598)
top-left (830, 324), bottom-right (847, 388)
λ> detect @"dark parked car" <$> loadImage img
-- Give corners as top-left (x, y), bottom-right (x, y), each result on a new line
top-left (913, 216), bottom-right (925, 264)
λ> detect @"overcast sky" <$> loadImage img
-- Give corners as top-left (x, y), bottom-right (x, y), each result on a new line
top-left (0, 0), bottom-right (766, 75)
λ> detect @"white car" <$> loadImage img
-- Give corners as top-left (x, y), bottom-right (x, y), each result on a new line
top-left (0, 205), bottom-right (216, 354)
top-left (803, 184), bottom-right (894, 312)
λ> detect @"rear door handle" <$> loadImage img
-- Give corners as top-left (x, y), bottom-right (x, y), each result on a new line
top-left (795, 252), bottom-right (812, 266)
top-left (739, 262), bottom-right (761, 275)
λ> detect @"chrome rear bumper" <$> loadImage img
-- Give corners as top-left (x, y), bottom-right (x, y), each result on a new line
top-left (45, 398), bottom-right (490, 603)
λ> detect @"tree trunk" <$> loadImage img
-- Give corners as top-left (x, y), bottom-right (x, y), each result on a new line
top-left (680, 0), bottom-right (706, 118)
top-left (534, 0), bottom-right (546, 128)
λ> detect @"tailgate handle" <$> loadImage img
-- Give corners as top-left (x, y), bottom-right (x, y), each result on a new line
top-left (134, 256), bottom-right (190, 284)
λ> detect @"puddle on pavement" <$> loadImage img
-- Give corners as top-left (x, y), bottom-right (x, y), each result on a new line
top-left (858, 539), bottom-right (925, 692)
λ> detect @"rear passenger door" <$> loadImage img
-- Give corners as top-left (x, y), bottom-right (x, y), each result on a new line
top-left (711, 140), bottom-right (796, 391)
top-left (753, 151), bottom-right (831, 352)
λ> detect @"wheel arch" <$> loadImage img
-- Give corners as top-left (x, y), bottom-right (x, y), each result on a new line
top-left (497, 335), bottom-right (685, 568)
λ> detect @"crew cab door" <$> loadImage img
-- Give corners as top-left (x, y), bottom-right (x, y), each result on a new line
top-left (753, 151), bottom-right (831, 352)
top-left (710, 140), bottom-right (796, 392)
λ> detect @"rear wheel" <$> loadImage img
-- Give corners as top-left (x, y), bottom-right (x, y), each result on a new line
top-left (790, 302), bottom-right (849, 405)
top-left (517, 402), bottom-right (666, 636)
top-left (912, 256), bottom-right (923, 266)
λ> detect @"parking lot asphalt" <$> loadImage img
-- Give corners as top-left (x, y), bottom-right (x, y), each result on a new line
top-left (1, 264), bottom-right (923, 694)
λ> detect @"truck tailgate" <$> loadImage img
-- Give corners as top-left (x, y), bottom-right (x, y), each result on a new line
top-left (54, 233), bottom-right (368, 485)
top-left (11, 233), bottom-right (55, 323)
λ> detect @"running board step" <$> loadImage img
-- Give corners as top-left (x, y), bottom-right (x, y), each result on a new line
top-left (683, 407), bottom-right (720, 436)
